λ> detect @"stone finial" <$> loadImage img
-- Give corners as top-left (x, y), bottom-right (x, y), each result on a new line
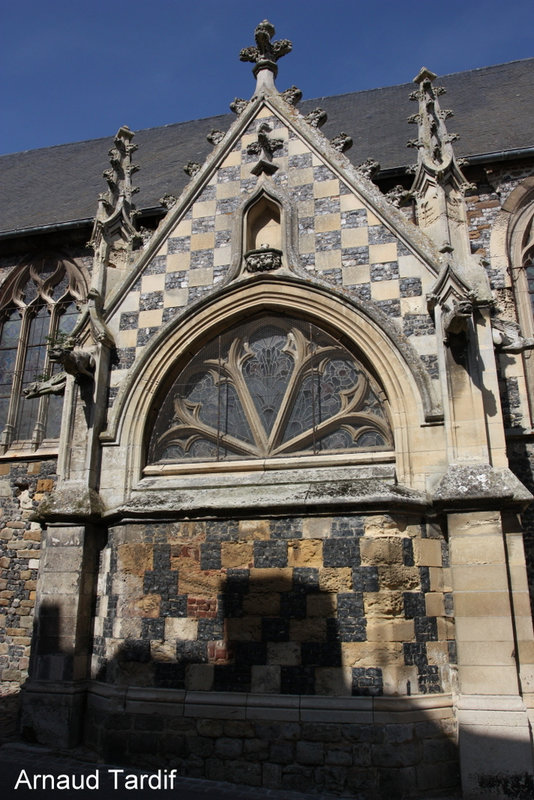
top-left (240, 20), bottom-right (292, 76)
top-left (304, 108), bottom-right (327, 128)
top-left (247, 122), bottom-right (284, 176)
top-left (240, 20), bottom-right (292, 96)
top-left (407, 66), bottom-right (489, 285)
top-left (330, 133), bottom-right (353, 153)
top-left (409, 67), bottom-right (461, 170)
top-left (88, 125), bottom-right (142, 264)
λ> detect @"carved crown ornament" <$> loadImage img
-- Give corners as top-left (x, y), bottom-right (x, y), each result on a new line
top-left (244, 245), bottom-right (283, 273)
top-left (240, 19), bottom-right (292, 78)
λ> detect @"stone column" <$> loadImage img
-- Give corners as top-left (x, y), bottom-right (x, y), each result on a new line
top-left (448, 510), bottom-right (534, 798)
top-left (21, 523), bottom-right (104, 747)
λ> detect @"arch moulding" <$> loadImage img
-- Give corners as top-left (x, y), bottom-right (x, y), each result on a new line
top-left (100, 278), bottom-right (442, 500)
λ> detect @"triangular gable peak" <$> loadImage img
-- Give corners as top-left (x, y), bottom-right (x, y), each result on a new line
top-left (105, 93), bottom-right (446, 325)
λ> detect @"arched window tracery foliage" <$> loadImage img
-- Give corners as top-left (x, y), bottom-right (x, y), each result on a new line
top-left (508, 193), bottom-right (534, 329)
top-left (148, 315), bottom-right (393, 466)
top-left (0, 254), bottom-right (86, 451)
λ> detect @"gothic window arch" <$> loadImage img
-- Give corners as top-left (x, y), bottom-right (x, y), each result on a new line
top-left (0, 254), bottom-right (87, 452)
top-left (146, 313), bottom-right (393, 470)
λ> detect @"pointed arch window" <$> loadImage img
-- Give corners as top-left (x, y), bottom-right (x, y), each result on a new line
top-left (0, 255), bottom-right (86, 452)
top-left (147, 315), bottom-right (393, 466)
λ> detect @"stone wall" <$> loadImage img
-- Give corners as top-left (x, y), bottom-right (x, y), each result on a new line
top-left (91, 513), bottom-right (454, 698)
top-left (0, 459), bottom-right (56, 684)
top-left (84, 687), bottom-right (458, 797)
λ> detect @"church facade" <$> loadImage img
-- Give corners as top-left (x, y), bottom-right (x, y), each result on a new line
top-left (1, 21), bottom-right (534, 799)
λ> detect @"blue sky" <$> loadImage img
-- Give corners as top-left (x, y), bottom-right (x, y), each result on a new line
top-left (1, 0), bottom-right (533, 155)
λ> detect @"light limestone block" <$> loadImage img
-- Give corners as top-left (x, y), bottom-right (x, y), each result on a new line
top-left (287, 137), bottom-right (311, 156)
top-left (455, 616), bottom-right (514, 642)
top-left (170, 218), bottom-right (192, 237)
top-left (288, 168), bottom-right (313, 186)
top-left (314, 180), bottom-right (339, 198)
top-left (165, 617), bottom-right (198, 640)
top-left (369, 243), bottom-right (397, 263)
top-left (138, 309), bottom-right (163, 328)
top-left (190, 232), bottom-right (215, 251)
top-left (370, 280), bottom-right (400, 301)
top-left (141, 273), bottom-right (165, 293)
top-left (318, 567), bottom-right (353, 592)
top-left (238, 519), bottom-right (270, 540)
top-left (341, 226), bottom-right (369, 248)
top-left (453, 591), bottom-right (511, 617)
top-left (221, 150), bottom-right (241, 167)
top-left (213, 246), bottom-right (231, 267)
top-left (115, 329), bottom-right (138, 348)
top-left (302, 518), bottom-right (332, 539)
top-left (188, 268), bottom-right (213, 287)
top-left (166, 252), bottom-right (190, 271)
top-left (192, 200), bottom-right (216, 218)
top-left (163, 288), bottom-right (188, 307)
top-left (287, 539), bottom-right (323, 567)
top-left (457, 640), bottom-right (516, 667)
top-left (315, 213), bottom-right (341, 232)
top-left (340, 193), bottom-right (365, 211)
top-left (342, 265), bottom-right (370, 285)
top-left (413, 538), bottom-right (442, 567)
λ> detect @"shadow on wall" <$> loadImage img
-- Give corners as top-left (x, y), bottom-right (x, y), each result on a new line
top-left (18, 590), bottom-right (534, 799)
top-left (87, 567), bottom-right (462, 799)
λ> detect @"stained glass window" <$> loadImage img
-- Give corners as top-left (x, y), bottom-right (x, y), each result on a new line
top-left (148, 315), bottom-right (393, 464)
top-left (0, 257), bottom-right (85, 451)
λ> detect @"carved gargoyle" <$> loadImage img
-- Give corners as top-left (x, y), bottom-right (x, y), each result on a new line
top-left (23, 372), bottom-right (67, 399)
top-left (492, 318), bottom-right (534, 353)
top-left (48, 341), bottom-right (95, 380)
top-left (442, 298), bottom-right (473, 343)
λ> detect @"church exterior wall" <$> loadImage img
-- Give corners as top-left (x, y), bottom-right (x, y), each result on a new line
top-left (2, 36), bottom-right (534, 798)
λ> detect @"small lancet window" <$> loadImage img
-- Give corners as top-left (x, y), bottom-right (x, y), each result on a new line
top-left (147, 315), bottom-right (394, 466)
top-left (243, 195), bottom-right (283, 274)
top-left (247, 196), bottom-right (281, 251)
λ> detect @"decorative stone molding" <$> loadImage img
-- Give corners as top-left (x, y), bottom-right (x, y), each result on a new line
top-left (330, 132), bottom-right (353, 153)
top-left (159, 194), bottom-right (177, 210)
top-left (48, 339), bottom-right (95, 380)
top-left (356, 158), bottom-right (380, 180)
top-left (304, 108), bottom-right (327, 128)
top-left (88, 126), bottom-right (142, 270)
top-left (244, 245), bottom-right (283, 272)
top-left (491, 317), bottom-right (534, 353)
top-left (239, 19), bottom-right (292, 79)
top-left (229, 97), bottom-right (249, 115)
top-left (281, 85), bottom-right (302, 105)
top-left (87, 288), bottom-right (115, 348)
top-left (184, 161), bottom-right (200, 178)
top-left (22, 372), bottom-right (67, 399)
top-left (246, 123), bottom-right (284, 176)
top-left (207, 129), bottom-right (225, 146)
top-left (385, 184), bottom-right (412, 207)
top-left (432, 463), bottom-right (532, 509)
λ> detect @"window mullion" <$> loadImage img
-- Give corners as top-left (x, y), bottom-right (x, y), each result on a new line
top-left (31, 303), bottom-right (55, 449)
top-left (0, 307), bottom-right (28, 450)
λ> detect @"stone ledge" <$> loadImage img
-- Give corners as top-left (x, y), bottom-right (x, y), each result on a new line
top-left (432, 464), bottom-right (532, 510)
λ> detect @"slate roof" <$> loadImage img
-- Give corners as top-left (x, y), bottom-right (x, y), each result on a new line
top-left (1, 58), bottom-right (533, 238)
